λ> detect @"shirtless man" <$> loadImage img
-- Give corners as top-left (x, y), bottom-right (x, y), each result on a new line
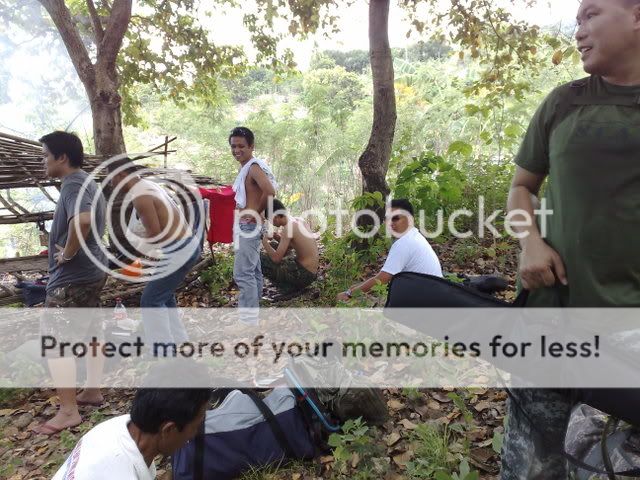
top-left (229, 127), bottom-right (277, 322)
top-left (261, 199), bottom-right (319, 292)
top-left (108, 158), bottom-right (201, 355)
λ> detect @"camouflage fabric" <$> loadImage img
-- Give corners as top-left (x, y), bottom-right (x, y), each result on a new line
top-left (289, 355), bottom-right (389, 426)
top-left (42, 277), bottom-right (107, 352)
top-left (500, 388), bottom-right (574, 480)
top-left (565, 404), bottom-right (640, 480)
top-left (260, 253), bottom-right (316, 292)
top-left (44, 276), bottom-right (107, 308)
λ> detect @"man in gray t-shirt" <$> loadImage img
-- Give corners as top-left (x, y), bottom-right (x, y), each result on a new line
top-left (35, 131), bottom-right (108, 436)
top-left (47, 169), bottom-right (107, 291)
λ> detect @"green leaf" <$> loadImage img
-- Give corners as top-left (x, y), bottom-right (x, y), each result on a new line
top-left (435, 472), bottom-right (453, 480)
top-left (459, 458), bottom-right (471, 478)
top-left (328, 433), bottom-right (342, 447)
top-left (447, 141), bottom-right (473, 157)
top-left (503, 124), bottom-right (520, 138)
top-left (464, 104), bottom-right (480, 116)
top-left (492, 430), bottom-right (504, 453)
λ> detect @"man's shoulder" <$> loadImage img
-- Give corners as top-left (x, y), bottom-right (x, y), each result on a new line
top-left (61, 171), bottom-right (97, 194)
top-left (56, 416), bottom-right (131, 477)
top-left (389, 229), bottom-right (419, 250)
top-left (539, 75), bottom-right (596, 111)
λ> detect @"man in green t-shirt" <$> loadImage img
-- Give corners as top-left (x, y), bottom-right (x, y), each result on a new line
top-left (503, 0), bottom-right (640, 477)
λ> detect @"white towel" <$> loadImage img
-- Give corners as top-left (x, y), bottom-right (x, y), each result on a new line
top-left (232, 157), bottom-right (278, 209)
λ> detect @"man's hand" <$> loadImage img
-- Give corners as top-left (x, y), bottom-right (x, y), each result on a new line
top-left (54, 244), bottom-right (70, 266)
top-left (519, 237), bottom-right (568, 290)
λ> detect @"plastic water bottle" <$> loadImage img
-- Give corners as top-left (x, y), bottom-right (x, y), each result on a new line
top-left (114, 298), bottom-right (127, 322)
top-left (113, 298), bottom-right (138, 333)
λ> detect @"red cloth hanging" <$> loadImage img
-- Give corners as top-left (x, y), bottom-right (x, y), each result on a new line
top-left (199, 186), bottom-right (236, 244)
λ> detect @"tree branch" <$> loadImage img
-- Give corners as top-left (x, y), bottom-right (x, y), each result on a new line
top-left (86, 0), bottom-right (104, 44)
top-left (37, 0), bottom-right (95, 86)
top-left (100, 0), bottom-right (131, 67)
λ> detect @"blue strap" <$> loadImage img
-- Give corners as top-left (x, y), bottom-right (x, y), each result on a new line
top-left (284, 368), bottom-right (341, 432)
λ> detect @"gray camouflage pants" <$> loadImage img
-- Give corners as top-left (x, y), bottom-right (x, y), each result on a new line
top-left (500, 389), bottom-right (574, 480)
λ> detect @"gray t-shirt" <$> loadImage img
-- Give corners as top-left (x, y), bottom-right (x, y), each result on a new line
top-left (47, 170), bottom-right (107, 291)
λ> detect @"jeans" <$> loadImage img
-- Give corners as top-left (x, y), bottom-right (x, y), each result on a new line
top-left (233, 222), bottom-right (263, 324)
top-left (141, 237), bottom-right (201, 356)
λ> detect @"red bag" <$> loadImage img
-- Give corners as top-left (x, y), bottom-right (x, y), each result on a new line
top-left (199, 186), bottom-right (236, 244)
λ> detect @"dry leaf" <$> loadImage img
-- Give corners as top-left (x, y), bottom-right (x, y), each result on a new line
top-left (350, 452), bottom-right (360, 468)
top-left (0, 409), bottom-right (17, 417)
top-left (392, 363), bottom-right (408, 372)
top-left (384, 432), bottom-right (402, 447)
top-left (320, 455), bottom-right (334, 464)
top-left (392, 450), bottom-right (414, 467)
top-left (427, 400), bottom-right (441, 411)
top-left (387, 399), bottom-right (404, 411)
top-left (471, 447), bottom-right (495, 464)
top-left (431, 392), bottom-right (453, 403)
top-left (474, 401), bottom-right (491, 412)
top-left (399, 419), bottom-right (417, 430)
top-left (552, 49), bottom-right (564, 65)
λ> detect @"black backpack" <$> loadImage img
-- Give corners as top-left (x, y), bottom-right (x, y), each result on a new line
top-left (385, 272), bottom-right (640, 478)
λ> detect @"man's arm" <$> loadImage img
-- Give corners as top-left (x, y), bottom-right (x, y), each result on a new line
top-left (249, 164), bottom-right (276, 213)
top-left (55, 212), bottom-right (93, 265)
top-left (262, 233), bottom-right (291, 263)
top-left (337, 271), bottom-right (393, 302)
top-left (507, 166), bottom-right (567, 290)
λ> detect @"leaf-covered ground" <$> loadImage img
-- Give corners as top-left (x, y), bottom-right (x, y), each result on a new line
top-left (0, 237), bottom-right (519, 479)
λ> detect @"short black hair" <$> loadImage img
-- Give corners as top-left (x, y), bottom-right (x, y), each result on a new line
top-left (390, 198), bottom-right (414, 216)
top-left (130, 388), bottom-right (211, 433)
top-left (39, 131), bottom-right (84, 168)
top-left (228, 126), bottom-right (255, 147)
top-left (265, 198), bottom-right (286, 219)
top-left (106, 157), bottom-right (138, 174)
top-left (130, 360), bottom-right (211, 433)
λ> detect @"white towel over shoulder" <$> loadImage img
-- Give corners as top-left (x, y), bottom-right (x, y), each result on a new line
top-left (232, 157), bottom-right (277, 209)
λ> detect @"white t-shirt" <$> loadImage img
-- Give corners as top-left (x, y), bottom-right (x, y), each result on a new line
top-left (52, 415), bottom-right (156, 480)
top-left (381, 227), bottom-right (443, 277)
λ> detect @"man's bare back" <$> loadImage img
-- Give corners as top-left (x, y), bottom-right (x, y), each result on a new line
top-left (131, 179), bottom-right (190, 243)
top-left (288, 219), bottom-right (319, 273)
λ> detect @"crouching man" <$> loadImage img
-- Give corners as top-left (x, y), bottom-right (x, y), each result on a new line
top-left (261, 199), bottom-right (319, 293)
top-left (337, 199), bottom-right (442, 302)
top-left (53, 366), bottom-right (210, 479)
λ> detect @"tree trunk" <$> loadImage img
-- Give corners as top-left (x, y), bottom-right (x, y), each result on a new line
top-left (38, 0), bottom-right (130, 156)
top-left (358, 0), bottom-right (396, 201)
top-left (88, 66), bottom-right (126, 156)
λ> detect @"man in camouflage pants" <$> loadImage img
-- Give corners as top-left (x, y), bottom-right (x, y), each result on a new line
top-left (261, 199), bottom-right (318, 293)
top-left (36, 131), bottom-right (108, 435)
top-left (502, 0), bottom-right (640, 477)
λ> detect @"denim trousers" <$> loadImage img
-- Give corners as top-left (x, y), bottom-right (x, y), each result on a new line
top-left (233, 222), bottom-right (263, 324)
top-left (141, 237), bottom-right (202, 356)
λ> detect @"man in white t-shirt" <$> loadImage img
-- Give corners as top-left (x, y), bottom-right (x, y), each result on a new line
top-left (337, 199), bottom-right (442, 302)
top-left (52, 385), bottom-right (210, 479)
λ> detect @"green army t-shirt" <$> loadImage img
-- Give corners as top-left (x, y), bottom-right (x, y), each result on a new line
top-left (516, 75), bottom-right (640, 307)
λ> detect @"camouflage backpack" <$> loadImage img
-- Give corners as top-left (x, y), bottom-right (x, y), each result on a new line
top-left (287, 354), bottom-right (388, 426)
top-left (565, 404), bottom-right (640, 480)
